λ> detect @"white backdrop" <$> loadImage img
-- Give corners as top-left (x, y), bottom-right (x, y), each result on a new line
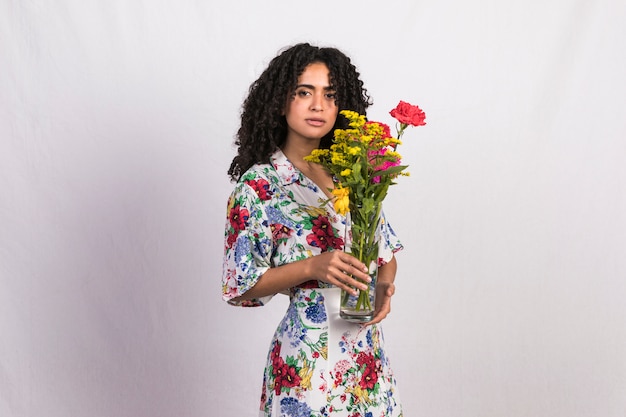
top-left (1, 1), bottom-right (625, 416)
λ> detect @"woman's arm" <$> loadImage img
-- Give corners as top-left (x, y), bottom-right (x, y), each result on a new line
top-left (232, 251), bottom-right (372, 302)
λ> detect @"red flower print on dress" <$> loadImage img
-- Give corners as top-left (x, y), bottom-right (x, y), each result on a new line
top-left (271, 341), bottom-right (281, 362)
top-left (271, 223), bottom-right (292, 242)
top-left (295, 280), bottom-right (320, 289)
top-left (229, 205), bottom-right (249, 231)
top-left (226, 231), bottom-right (237, 247)
top-left (334, 371), bottom-right (343, 387)
top-left (272, 362), bottom-right (301, 395)
top-left (356, 352), bottom-right (379, 390)
top-left (359, 366), bottom-right (378, 390)
top-left (269, 341), bottom-right (301, 395)
top-left (306, 216), bottom-right (344, 251)
top-left (245, 178), bottom-right (272, 200)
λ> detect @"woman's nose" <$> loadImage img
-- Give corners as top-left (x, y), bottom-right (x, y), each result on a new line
top-left (310, 93), bottom-right (323, 111)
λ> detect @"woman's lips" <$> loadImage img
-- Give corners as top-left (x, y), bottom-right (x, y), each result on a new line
top-left (306, 118), bottom-right (325, 127)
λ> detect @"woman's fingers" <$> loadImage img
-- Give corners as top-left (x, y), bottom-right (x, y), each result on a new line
top-left (311, 251), bottom-right (371, 293)
top-left (331, 267), bottom-right (366, 294)
top-left (339, 252), bottom-right (368, 274)
top-left (336, 259), bottom-right (371, 293)
top-left (337, 252), bottom-right (370, 281)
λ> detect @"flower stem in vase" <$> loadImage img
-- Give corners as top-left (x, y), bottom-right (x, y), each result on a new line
top-left (340, 203), bottom-right (381, 322)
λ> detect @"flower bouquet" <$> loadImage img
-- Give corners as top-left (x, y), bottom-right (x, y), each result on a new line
top-left (305, 101), bottom-right (426, 322)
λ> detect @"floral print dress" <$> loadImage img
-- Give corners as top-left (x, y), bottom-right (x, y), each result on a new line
top-left (222, 149), bottom-right (404, 417)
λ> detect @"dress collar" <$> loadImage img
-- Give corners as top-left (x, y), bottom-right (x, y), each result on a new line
top-left (271, 148), bottom-right (300, 185)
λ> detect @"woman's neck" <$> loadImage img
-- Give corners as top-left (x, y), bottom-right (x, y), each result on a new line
top-left (280, 140), bottom-right (334, 199)
top-left (280, 139), bottom-right (320, 165)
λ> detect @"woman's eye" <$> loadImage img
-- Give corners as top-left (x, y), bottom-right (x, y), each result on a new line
top-left (326, 92), bottom-right (337, 100)
top-left (297, 90), bottom-right (311, 97)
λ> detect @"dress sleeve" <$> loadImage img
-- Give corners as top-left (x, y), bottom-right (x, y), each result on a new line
top-left (377, 209), bottom-right (403, 266)
top-left (222, 181), bottom-right (274, 307)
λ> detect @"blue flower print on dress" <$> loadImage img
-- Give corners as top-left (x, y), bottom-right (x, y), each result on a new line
top-left (266, 206), bottom-right (296, 229)
top-left (234, 235), bottom-right (252, 265)
top-left (280, 302), bottom-right (306, 349)
top-left (304, 302), bottom-right (327, 324)
top-left (280, 397), bottom-right (312, 417)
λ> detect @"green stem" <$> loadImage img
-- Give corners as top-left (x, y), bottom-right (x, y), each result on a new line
top-left (342, 203), bottom-right (381, 311)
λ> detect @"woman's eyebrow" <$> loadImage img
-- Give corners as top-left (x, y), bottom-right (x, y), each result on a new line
top-left (295, 83), bottom-right (335, 90)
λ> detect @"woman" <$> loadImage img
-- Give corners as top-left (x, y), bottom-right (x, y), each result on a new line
top-left (222, 43), bottom-right (403, 417)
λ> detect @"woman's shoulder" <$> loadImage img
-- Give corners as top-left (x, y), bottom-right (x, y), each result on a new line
top-left (235, 148), bottom-right (286, 184)
top-left (228, 159), bottom-right (279, 202)
top-left (237, 161), bottom-right (276, 184)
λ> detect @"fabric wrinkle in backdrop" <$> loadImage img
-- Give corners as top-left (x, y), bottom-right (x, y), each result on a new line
top-left (1, 1), bottom-right (625, 416)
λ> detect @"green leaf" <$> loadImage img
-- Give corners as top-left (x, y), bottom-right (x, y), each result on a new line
top-left (373, 164), bottom-right (408, 177)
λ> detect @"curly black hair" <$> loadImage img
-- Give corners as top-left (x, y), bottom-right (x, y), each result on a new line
top-left (228, 43), bottom-right (372, 181)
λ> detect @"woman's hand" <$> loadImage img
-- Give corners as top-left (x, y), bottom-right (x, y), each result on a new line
top-left (363, 281), bottom-right (396, 325)
top-left (363, 256), bottom-right (398, 326)
top-left (306, 251), bottom-right (371, 296)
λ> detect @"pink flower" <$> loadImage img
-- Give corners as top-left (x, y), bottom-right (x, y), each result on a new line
top-left (368, 148), bottom-right (401, 183)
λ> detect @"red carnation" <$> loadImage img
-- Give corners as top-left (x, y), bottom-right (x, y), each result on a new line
top-left (390, 100), bottom-right (426, 127)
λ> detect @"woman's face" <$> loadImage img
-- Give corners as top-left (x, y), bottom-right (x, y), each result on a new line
top-left (284, 62), bottom-right (338, 145)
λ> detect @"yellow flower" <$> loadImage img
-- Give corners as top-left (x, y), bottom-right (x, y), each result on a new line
top-left (303, 206), bottom-right (328, 217)
top-left (340, 110), bottom-right (366, 128)
top-left (349, 385), bottom-right (372, 405)
top-left (331, 186), bottom-right (350, 215)
top-left (388, 137), bottom-right (402, 146)
top-left (331, 152), bottom-right (347, 165)
top-left (385, 150), bottom-right (402, 159)
top-left (319, 345), bottom-right (328, 360)
top-left (333, 129), bottom-right (348, 141)
top-left (347, 146), bottom-right (360, 155)
top-left (303, 148), bottom-right (329, 163)
top-left (365, 122), bottom-right (385, 137)
top-left (299, 365), bottom-right (313, 390)
top-left (340, 168), bottom-right (352, 177)
top-left (341, 110), bottom-right (359, 119)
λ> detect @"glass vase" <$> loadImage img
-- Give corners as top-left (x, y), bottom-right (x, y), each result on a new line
top-left (340, 203), bottom-right (381, 323)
